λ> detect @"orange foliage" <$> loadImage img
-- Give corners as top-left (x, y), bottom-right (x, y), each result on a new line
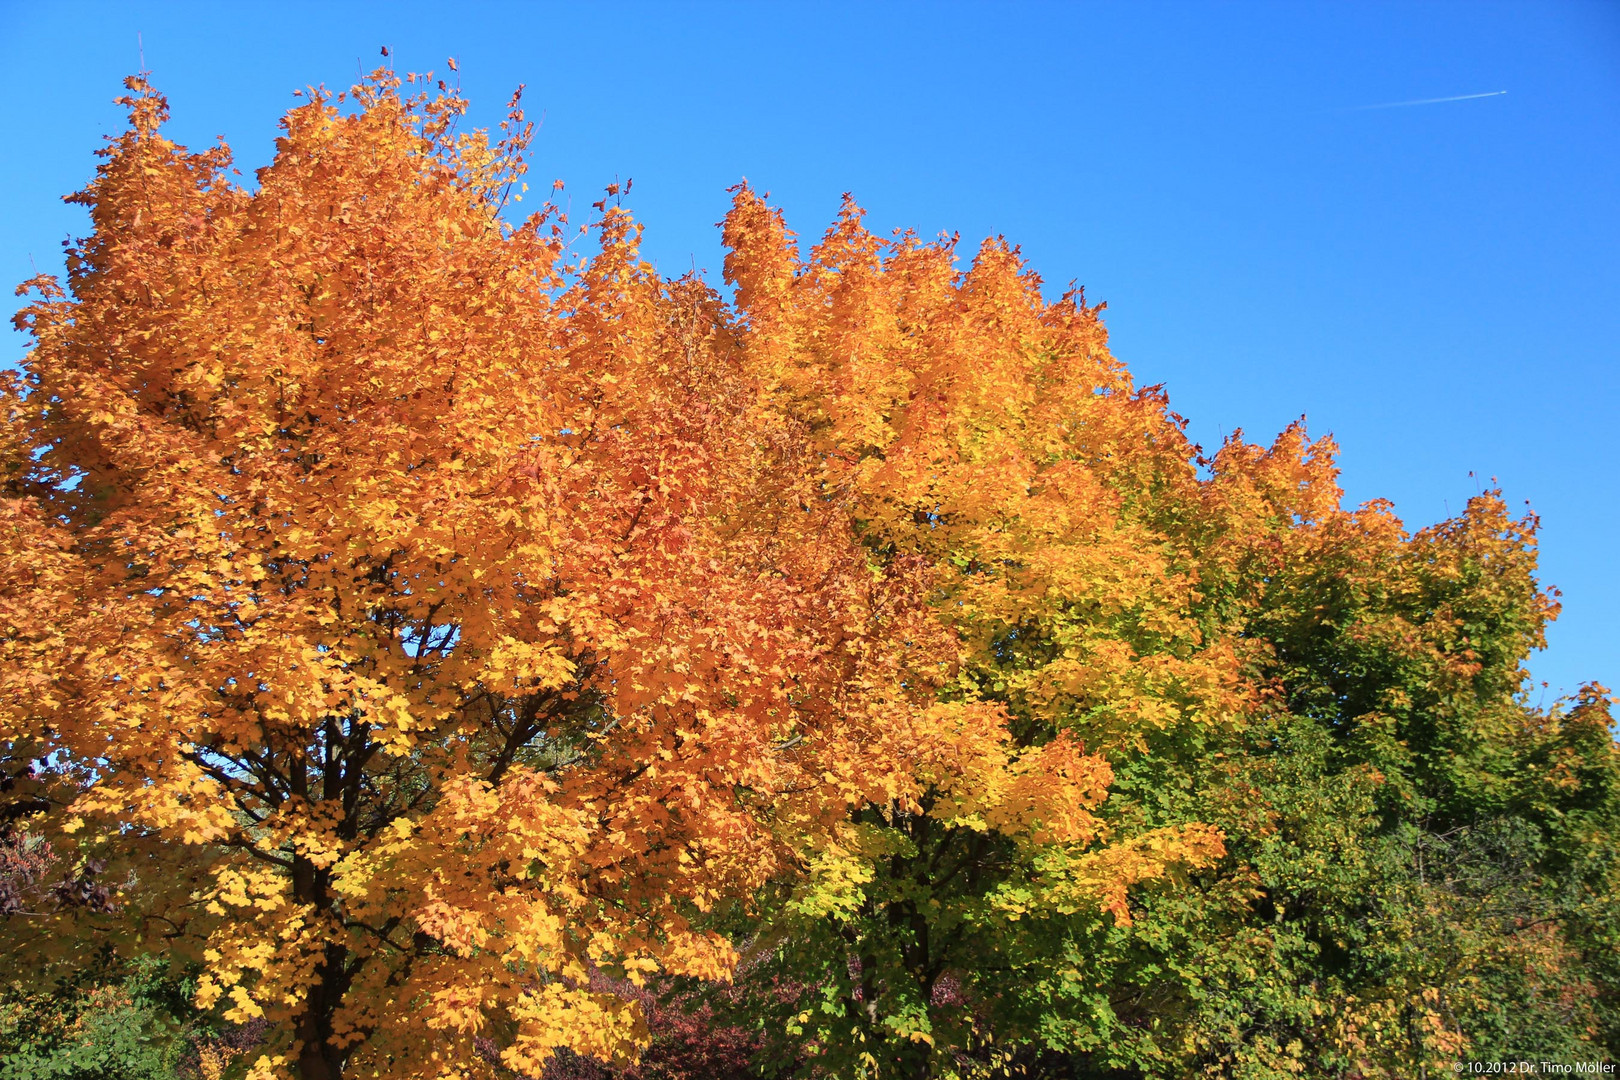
top-left (3, 69), bottom-right (1230, 1079)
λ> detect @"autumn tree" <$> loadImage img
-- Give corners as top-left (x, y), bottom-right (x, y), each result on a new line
top-left (704, 190), bottom-right (1239, 1078)
top-left (1, 67), bottom-right (1216, 1080)
top-left (4, 67), bottom-right (817, 1080)
top-left (9, 64), bottom-right (1615, 1080)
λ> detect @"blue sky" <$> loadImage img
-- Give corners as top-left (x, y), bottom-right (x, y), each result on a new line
top-left (3, 1), bottom-right (1616, 699)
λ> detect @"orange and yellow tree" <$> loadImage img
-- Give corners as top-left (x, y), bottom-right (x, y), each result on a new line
top-left (705, 190), bottom-right (1246, 1078)
top-left (1, 69), bottom-right (1219, 1080)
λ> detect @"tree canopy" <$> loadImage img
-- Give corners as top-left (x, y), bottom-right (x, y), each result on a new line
top-left (3, 67), bottom-right (1615, 1080)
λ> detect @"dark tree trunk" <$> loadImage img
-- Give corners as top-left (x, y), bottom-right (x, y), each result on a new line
top-left (292, 848), bottom-right (351, 1080)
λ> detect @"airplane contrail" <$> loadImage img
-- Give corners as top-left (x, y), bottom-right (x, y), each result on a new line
top-left (1352, 90), bottom-right (1508, 111)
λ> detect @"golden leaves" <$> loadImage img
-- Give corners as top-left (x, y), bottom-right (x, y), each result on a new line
top-left (502, 983), bottom-right (646, 1076)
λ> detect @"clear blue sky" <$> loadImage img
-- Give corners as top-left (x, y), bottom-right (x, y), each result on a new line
top-left (3, 1), bottom-right (1616, 700)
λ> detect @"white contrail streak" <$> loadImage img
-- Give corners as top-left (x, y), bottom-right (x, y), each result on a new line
top-left (1352, 90), bottom-right (1508, 111)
